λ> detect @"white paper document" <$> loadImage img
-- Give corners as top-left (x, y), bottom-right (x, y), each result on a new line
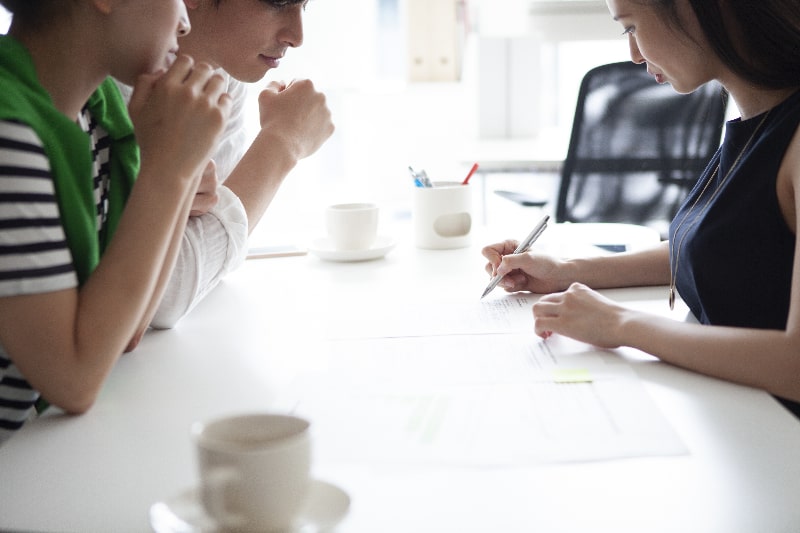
top-left (290, 334), bottom-right (688, 466)
top-left (322, 293), bottom-right (540, 339)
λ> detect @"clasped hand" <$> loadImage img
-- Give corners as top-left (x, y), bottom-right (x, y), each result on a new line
top-left (128, 55), bottom-right (232, 188)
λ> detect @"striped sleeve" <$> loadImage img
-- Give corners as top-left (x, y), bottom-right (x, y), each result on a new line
top-left (0, 119), bottom-right (77, 296)
top-left (0, 351), bottom-right (38, 446)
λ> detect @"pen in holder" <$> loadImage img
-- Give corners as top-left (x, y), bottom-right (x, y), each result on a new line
top-left (413, 181), bottom-right (472, 249)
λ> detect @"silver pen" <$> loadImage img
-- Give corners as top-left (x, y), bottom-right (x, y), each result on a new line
top-left (481, 214), bottom-right (550, 299)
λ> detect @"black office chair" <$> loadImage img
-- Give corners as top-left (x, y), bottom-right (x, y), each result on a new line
top-left (497, 61), bottom-right (728, 238)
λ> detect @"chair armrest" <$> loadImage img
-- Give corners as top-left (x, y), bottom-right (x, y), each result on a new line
top-left (494, 189), bottom-right (548, 207)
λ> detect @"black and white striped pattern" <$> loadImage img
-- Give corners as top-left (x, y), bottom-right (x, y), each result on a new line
top-left (0, 119), bottom-right (75, 294)
top-left (0, 109), bottom-right (111, 445)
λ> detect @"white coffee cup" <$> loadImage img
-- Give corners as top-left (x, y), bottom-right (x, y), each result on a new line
top-left (192, 413), bottom-right (311, 532)
top-left (325, 203), bottom-right (379, 250)
top-left (413, 182), bottom-right (472, 249)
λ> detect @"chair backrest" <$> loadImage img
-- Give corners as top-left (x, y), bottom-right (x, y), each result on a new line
top-left (554, 61), bottom-right (728, 238)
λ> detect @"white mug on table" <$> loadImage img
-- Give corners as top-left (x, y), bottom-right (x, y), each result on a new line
top-left (192, 413), bottom-right (312, 532)
top-left (325, 203), bottom-right (379, 251)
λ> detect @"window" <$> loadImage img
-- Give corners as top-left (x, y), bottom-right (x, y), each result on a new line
top-left (1, 7), bottom-right (10, 33)
top-left (475, 0), bottom-right (631, 138)
top-left (0, 2), bottom-right (639, 242)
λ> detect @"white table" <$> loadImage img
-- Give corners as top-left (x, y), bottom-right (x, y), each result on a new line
top-left (2, 225), bottom-right (800, 533)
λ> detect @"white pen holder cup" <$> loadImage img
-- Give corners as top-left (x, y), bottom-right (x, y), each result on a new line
top-left (413, 182), bottom-right (472, 249)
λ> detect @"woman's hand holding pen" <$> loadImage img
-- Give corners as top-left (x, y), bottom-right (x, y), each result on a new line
top-left (481, 241), bottom-right (571, 295)
top-left (482, 242), bottom-right (625, 343)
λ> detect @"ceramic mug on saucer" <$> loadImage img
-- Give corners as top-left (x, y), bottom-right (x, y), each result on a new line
top-left (325, 203), bottom-right (379, 250)
top-left (192, 413), bottom-right (311, 532)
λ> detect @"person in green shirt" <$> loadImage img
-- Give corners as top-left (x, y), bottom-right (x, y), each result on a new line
top-left (0, 0), bottom-right (231, 443)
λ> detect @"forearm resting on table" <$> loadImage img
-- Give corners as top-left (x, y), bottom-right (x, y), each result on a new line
top-left (77, 174), bottom-right (196, 351)
top-left (566, 242), bottom-right (671, 289)
top-left (150, 187), bottom-right (248, 329)
top-left (620, 310), bottom-right (800, 404)
top-left (0, 174), bottom-right (197, 413)
top-left (128, 188), bottom-right (197, 344)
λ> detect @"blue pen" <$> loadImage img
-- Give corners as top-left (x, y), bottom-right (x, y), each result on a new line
top-left (409, 166), bottom-right (427, 188)
top-left (418, 169), bottom-right (434, 188)
top-left (408, 166), bottom-right (420, 187)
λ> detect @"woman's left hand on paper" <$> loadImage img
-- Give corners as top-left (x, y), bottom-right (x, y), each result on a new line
top-left (532, 282), bottom-right (627, 348)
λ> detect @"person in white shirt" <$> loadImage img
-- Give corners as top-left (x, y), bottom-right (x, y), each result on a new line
top-left (149, 0), bottom-right (334, 327)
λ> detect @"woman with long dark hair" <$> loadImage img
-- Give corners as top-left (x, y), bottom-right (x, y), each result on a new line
top-left (483, 0), bottom-right (800, 416)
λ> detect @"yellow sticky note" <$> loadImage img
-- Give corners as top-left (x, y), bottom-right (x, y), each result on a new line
top-left (552, 368), bottom-right (593, 384)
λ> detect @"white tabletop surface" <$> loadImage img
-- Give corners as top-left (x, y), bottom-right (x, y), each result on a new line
top-left (1, 223), bottom-right (800, 533)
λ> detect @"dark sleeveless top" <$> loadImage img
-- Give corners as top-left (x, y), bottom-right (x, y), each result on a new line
top-left (669, 90), bottom-right (800, 418)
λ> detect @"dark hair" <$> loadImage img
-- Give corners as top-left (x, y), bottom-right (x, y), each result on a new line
top-left (0, 0), bottom-right (67, 27)
top-left (646, 0), bottom-right (800, 89)
top-left (212, 0), bottom-right (307, 5)
top-left (0, 0), bottom-right (34, 15)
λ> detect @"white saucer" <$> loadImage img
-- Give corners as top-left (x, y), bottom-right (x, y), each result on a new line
top-left (309, 235), bottom-right (396, 262)
top-left (149, 478), bottom-right (350, 533)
